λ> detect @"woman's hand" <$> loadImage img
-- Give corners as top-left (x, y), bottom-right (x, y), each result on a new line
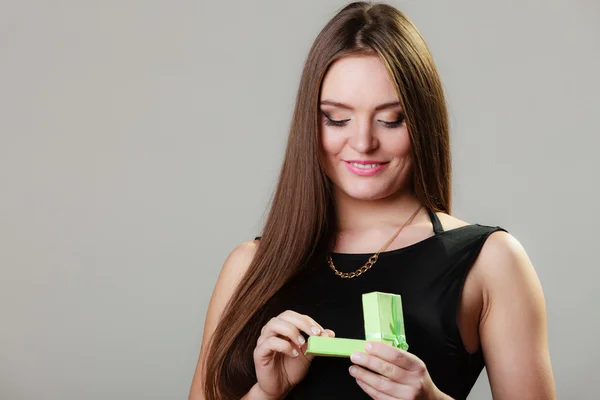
top-left (253, 310), bottom-right (334, 400)
top-left (349, 341), bottom-right (447, 400)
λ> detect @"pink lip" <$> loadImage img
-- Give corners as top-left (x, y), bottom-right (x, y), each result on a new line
top-left (345, 160), bottom-right (386, 164)
top-left (344, 160), bottom-right (388, 176)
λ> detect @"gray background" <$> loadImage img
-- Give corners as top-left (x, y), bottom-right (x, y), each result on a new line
top-left (1, 0), bottom-right (598, 399)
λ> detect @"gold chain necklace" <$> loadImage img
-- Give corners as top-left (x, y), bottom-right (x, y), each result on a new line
top-left (327, 205), bottom-right (424, 279)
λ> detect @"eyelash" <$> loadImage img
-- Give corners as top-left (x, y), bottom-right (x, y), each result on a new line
top-left (322, 112), bottom-right (405, 128)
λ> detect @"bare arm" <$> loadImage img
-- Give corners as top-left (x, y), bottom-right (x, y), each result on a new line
top-left (188, 240), bottom-right (261, 400)
top-left (478, 232), bottom-right (556, 399)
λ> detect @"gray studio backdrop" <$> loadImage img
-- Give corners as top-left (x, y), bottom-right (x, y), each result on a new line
top-left (1, 0), bottom-right (598, 399)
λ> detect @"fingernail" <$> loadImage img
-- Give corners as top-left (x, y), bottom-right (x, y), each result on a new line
top-left (311, 326), bottom-right (320, 335)
top-left (298, 335), bottom-right (305, 345)
top-left (365, 343), bottom-right (372, 351)
top-left (350, 352), bottom-right (360, 362)
top-left (292, 349), bottom-right (298, 357)
top-left (349, 366), bottom-right (356, 375)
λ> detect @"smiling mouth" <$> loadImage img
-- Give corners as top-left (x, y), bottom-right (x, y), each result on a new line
top-left (344, 160), bottom-right (389, 168)
top-left (347, 162), bottom-right (386, 169)
top-left (342, 160), bottom-right (389, 176)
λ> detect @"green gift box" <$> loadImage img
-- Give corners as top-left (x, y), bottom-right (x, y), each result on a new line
top-left (363, 291), bottom-right (408, 350)
top-left (303, 336), bottom-right (367, 358)
top-left (305, 291), bottom-right (408, 357)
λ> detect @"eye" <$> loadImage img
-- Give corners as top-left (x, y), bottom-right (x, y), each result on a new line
top-left (321, 111), bottom-right (350, 127)
top-left (379, 113), bottom-right (406, 129)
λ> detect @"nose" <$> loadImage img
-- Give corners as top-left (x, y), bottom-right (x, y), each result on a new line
top-left (348, 118), bottom-right (379, 153)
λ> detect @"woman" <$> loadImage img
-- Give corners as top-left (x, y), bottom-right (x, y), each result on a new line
top-left (190, 2), bottom-right (555, 399)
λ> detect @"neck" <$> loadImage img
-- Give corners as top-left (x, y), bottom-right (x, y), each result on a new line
top-left (334, 188), bottom-right (425, 233)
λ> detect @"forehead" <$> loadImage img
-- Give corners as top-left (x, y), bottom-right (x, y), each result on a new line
top-left (320, 54), bottom-right (399, 108)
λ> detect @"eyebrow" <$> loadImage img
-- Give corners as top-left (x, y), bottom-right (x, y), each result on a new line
top-left (319, 100), bottom-right (402, 111)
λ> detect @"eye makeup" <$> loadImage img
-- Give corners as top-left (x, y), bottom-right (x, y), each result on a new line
top-left (320, 110), bottom-right (351, 127)
top-left (380, 112), bottom-right (405, 128)
top-left (319, 110), bottom-right (405, 128)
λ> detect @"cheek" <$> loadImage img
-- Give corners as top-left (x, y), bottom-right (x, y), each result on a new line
top-left (394, 132), bottom-right (413, 182)
top-left (319, 128), bottom-right (346, 179)
top-left (320, 127), bottom-right (345, 158)
top-left (320, 130), bottom-right (340, 154)
top-left (387, 129), bottom-right (411, 157)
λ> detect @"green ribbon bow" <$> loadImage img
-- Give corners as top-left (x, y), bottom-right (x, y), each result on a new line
top-left (365, 295), bottom-right (409, 350)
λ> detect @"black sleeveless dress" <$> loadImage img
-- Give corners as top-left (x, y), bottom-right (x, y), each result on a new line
top-left (257, 210), bottom-right (507, 399)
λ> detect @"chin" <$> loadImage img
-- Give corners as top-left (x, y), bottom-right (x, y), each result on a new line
top-left (338, 183), bottom-right (396, 201)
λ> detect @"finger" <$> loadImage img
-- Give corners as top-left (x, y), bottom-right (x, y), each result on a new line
top-left (351, 366), bottom-right (413, 399)
top-left (259, 317), bottom-right (306, 347)
top-left (278, 310), bottom-right (326, 336)
top-left (350, 349), bottom-right (405, 382)
top-left (300, 328), bottom-right (336, 363)
top-left (364, 341), bottom-right (424, 372)
top-left (354, 377), bottom-right (396, 400)
top-left (349, 364), bottom-right (401, 396)
top-left (254, 336), bottom-right (299, 362)
top-left (277, 310), bottom-right (327, 337)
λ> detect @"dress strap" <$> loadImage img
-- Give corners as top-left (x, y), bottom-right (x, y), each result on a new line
top-left (427, 209), bottom-right (444, 234)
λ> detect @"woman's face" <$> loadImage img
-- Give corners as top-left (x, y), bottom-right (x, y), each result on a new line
top-left (319, 54), bottom-right (412, 201)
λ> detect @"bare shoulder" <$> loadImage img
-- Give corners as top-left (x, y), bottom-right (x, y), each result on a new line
top-left (188, 239), bottom-right (260, 400)
top-left (220, 240), bottom-right (260, 283)
top-left (206, 239), bottom-right (260, 324)
top-left (474, 229), bottom-right (538, 288)
top-left (206, 239), bottom-right (260, 321)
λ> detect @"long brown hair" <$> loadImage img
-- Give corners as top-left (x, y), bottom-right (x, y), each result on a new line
top-left (204, 2), bottom-right (451, 398)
